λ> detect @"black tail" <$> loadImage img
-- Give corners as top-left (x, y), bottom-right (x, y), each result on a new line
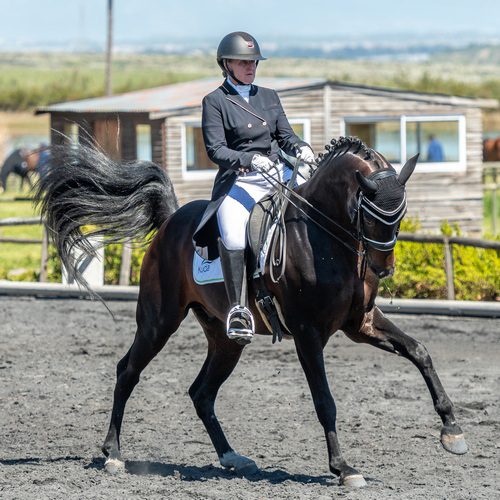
top-left (34, 143), bottom-right (178, 288)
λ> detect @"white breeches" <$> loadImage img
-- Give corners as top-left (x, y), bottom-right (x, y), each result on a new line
top-left (217, 163), bottom-right (306, 250)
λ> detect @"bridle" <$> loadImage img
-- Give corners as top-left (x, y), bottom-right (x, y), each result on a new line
top-left (354, 170), bottom-right (407, 252)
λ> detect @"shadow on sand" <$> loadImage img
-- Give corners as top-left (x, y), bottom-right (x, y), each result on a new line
top-left (85, 456), bottom-right (336, 486)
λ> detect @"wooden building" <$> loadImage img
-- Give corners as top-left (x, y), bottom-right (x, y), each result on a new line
top-left (36, 77), bottom-right (497, 234)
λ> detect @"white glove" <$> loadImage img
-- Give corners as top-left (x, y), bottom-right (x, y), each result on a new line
top-left (297, 145), bottom-right (315, 164)
top-left (251, 154), bottom-right (275, 172)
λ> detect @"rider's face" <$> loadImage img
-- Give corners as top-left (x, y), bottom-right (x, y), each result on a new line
top-left (226, 59), bottom-right (257, 85)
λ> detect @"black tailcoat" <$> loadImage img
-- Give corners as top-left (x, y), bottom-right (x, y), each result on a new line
top-left (193, 80), bottom-right (309, 259)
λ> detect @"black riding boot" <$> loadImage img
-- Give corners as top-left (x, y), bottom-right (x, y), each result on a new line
top-left (217, 238), bottom-right (254, 344)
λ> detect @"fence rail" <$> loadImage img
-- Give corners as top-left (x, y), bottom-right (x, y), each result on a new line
top-left (0, 218), bottom-right (498, 297)
top-left (0, 217), bottom-right (49, 281)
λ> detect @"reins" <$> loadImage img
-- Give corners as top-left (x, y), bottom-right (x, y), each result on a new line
top-left (257, 163), bottom-right (363, 254)
top-left (255, 158), bottom-right (407, 282)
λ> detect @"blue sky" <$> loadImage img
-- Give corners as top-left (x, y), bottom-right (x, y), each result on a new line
top-left (0, 0), bottom-right (498, 47)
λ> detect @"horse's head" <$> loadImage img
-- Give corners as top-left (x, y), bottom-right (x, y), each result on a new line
top-left (354, 154), bottom-right (418, 278)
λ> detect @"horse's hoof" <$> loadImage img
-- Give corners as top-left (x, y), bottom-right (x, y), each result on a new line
top-left (220, 451), bottom-right (258, 474)
top-left (104, 457), bottom-right (125, 474)
top-left (341, 473), bottom-right (367, 488)
top-left (441, 432), bottom-right (468, 455)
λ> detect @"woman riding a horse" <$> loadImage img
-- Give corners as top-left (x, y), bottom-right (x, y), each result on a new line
top-left (35, 34), bottom-right (468, 488)
top-left (195, 31), bottom-right (315, 343)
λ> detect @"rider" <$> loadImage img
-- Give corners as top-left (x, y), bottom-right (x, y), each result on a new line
top-left (194, 31), bottom-right (315, 343)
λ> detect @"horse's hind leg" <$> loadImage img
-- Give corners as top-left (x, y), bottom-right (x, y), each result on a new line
top-left (188, 308), bottom-right (257, 473)
top-left (101, 294), bottom-right (185, 473)
top-left (346, 306), bottom-right (467, 455)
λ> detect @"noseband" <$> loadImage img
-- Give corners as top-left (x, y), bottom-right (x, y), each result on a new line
top-left (355, 170), bottom-right (407, 252)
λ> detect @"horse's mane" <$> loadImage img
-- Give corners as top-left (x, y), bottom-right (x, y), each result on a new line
top-left (311, 136), bottom-right (386, 177)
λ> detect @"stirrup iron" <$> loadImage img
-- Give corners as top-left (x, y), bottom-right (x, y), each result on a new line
top-left (226, 305), bottom-right (255, 342)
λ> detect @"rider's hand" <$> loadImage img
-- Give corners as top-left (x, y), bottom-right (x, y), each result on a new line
top-left (251, 154), bottom-right (275, 173)
top-left (297, 145), bottom-right (315, 164)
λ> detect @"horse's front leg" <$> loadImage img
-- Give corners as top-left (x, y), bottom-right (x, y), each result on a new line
top-left (293, 326), bottom-right (367, 488)
top-left (347, 306), bottom-right (467, 455)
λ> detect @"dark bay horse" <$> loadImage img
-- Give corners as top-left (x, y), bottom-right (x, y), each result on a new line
top-left (0, 147), bottom-right (42, 192)
top-left (35, 137), bottom-right (467, 488)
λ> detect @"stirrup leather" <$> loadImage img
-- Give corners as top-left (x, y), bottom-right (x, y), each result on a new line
top-left (226, 305), bottom-right (255, 339)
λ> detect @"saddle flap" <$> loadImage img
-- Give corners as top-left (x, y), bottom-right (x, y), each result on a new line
top-left (246, 193), bottom-right (280, 275)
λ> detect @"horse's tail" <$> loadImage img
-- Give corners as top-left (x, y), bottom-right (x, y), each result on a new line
top-left (34, 142), bottom-right (178, 289)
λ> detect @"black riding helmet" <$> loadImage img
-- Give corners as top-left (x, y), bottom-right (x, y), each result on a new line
top-left (217, 31), bottom-right (266, 83)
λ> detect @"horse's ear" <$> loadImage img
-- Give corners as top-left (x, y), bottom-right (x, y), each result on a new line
top-left (355, 170), bottom-right (377, 194)
top-left (398, 154), bottom-right (419, 185)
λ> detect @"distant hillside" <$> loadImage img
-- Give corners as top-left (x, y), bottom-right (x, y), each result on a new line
top-left (0, 51), bottom-right (498, 113)
top-left (430, 43), bottom-right (500, 65)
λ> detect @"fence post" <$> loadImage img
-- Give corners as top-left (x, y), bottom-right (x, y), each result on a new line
top-left (443, 237), bottom-right (455, 300)
top-left (119, 242), bottom-right (132, 286)
top-left (39, 224), bottom-right (49, 282)
top-left (492, 183), bottom-right (498, 236)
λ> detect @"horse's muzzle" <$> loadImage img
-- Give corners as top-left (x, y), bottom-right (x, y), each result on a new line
top-left (376, 267), bottom-right (394, 279)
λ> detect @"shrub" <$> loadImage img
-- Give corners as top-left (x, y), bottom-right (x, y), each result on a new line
top-left (380, 220), bottom-right (499, 301)
top-left (104, 243), bottom-right (147, 285)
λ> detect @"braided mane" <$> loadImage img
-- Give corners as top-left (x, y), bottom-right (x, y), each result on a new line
top-left (310, 136), bottom-right (385, 177)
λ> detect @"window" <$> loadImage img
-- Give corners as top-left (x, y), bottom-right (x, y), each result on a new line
top-left (343, 115), bottom-right (466, 173)
top-left (346, 120), bottom-right (400, 163)
top-left (183, 124), bottom-right (217, 178)
top-left (289, 119), bottom-right (311, 144)
top-left (406, 121), bottom-right (456, 162)
top-left (136, 125), bottom-right (152, 161)
top-left (280, 118), bottom-right (311, 165)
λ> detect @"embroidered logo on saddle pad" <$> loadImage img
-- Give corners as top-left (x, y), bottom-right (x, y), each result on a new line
top-left (193, 254), bottom-right (224, 285)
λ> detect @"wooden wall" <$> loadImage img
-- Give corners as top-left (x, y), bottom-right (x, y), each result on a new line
top-left (49, 112), bottom-right (153, 161)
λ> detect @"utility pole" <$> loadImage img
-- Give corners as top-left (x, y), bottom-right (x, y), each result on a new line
top-left (105, 0), bottom-right (113, 96)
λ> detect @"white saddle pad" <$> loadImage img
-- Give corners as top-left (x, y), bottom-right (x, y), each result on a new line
top-left (192, 220), bottom-right (278, 285)
top-left (193, 253), bottom-right (224, 285)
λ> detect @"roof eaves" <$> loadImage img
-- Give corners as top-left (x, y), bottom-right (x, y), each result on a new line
top-left (150, 81), bottom-right (329, 120)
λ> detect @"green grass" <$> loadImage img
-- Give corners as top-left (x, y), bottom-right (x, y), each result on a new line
top-left (1, 52), bottom-right (500, 111)
top-left (0, 52), bottom-right (212, 110)
top-left (0, 180), bottom-right (42, 280)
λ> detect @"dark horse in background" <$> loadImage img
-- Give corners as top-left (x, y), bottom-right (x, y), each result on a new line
top-left (35, 137), bottom-right (467, 488)
top-left (483, 137), bottom-right (500, 161)
top-left (0, 147), bottom-right (41, 192)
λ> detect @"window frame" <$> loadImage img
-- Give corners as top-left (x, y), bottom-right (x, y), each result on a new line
top-left (402, 115), bottom-right (466, 173)
top-left (181, 121), bottom-right (218, 181)
top-left (288, 118), bottom-right (311, 144)
top-left (341, 114), bottom-right (466, 173)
